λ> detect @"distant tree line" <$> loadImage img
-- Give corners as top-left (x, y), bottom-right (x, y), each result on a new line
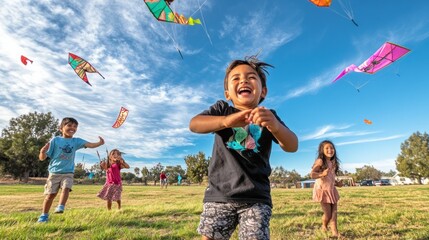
top-left (1, 112), bottom-right (428, 185)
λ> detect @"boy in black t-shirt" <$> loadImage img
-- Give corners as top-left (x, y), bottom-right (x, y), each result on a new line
top-left (189, 56), bottom-right (298, 240)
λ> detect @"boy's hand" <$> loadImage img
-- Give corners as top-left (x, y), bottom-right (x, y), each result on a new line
top-left (249, 107), bottom-right (280, 133)
top-left (40, 142), bottom-right (50, 153)
top-left (39, 142), bottom-right (50, 161)
top-left (223, 109), bottom-right (253, 128)
top-left (98, 136), bottom-right (105, 145)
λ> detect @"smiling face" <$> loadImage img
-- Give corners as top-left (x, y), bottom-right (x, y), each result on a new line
top-left (224, 64), bottom-right (267, 110)
top-left (323, 143), bottom-right (335, 160)
top-left (110, 150), bottom-right (122, 163)
top-left (60, 122), bottom-right (78, 138)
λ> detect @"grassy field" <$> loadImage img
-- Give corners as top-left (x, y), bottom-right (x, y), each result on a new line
top-left (0, 184), bottom-right (428, 240)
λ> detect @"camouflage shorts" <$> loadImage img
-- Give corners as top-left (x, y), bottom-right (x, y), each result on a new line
top-left (197, 202), bottom-right (272, 240)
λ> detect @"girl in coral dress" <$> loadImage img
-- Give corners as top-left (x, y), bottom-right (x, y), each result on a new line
top-left (311, 140), bottom-right (342, 238)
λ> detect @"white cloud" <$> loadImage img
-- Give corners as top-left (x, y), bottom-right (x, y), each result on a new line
top-left (300, 124), bottom-right (377, 141)
top-left (219, 7), bottom-right (301, 59)
top-left (0, 1), bottom-right (208, 165)
top-left (336, 135), bottom-right (404, 146)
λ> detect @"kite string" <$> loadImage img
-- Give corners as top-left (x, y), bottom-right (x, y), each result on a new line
top-left (337, 0), bottom-right (354, 20)
top-left (328, 7), bottom-right (350, 21)
top-left (194, 0), bottom-right (213, 45)
top-left (189, 0), bottom-right (209, 17)
top-left (158, 21), bottom-right (183, 56)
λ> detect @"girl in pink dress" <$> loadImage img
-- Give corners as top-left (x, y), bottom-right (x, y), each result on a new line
top-left (97, 149), bottom-right (129, 210)
top-left (310, 140), bottom-right (342, 238)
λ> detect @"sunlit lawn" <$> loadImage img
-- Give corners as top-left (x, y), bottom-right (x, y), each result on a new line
top-left (0, 184), bottom-right (428, 239)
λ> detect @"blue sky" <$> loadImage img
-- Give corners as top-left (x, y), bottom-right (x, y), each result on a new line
top-left (1, 1), bottom-right (428, 176)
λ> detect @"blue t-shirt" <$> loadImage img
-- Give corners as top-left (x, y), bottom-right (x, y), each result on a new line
top-left (46, 136), bottom-right (87, 174)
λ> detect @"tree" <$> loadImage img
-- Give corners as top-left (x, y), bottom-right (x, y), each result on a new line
top-left (150, 163), bottom-right (164, 185)
top-left (141, 166), bottom-right (151, 185)
top-left (270, 167), bottom-right (302, 188)
top-left (270, 166), bottom-right (287, 186)
top-left (184, 152), bottom-right (209, 184)
top-left (74, 163), bottom-right (87, 179)
top-left (287, 169), bottom-right (302, 186)
top-left (134, 167), bottom-right (140, 177)
top-left (0, 112), bottom-right (58, 182)
top-left (121, 172), bottom-right (136, 184)
top-left (90, 162), bottom-right (104, 180)
top-left (396, 131), bottom-right (429, 184)
top-left (355, 165), bottom-right (382, 181)
top-left (382, 170), bottom-right (397, 177)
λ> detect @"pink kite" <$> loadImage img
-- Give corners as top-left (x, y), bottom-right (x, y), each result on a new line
top-left (112, 107), bottom-right (129, 128)
top-left (333, 42), bottom-right (410, 82)
top-left (21, 55), bottom-right (33, 65)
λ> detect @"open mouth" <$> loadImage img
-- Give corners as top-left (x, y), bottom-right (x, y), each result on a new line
top-left (238, 87), bottom-right (252, 95)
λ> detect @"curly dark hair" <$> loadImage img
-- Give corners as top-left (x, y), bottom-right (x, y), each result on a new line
top-left (223, 55), bottom-right (273, 104)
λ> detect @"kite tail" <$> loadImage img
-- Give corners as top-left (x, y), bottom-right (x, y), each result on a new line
top-left (97, 71), bottom-right (105, 79)
top-left (177, 48), bottom-right (184, 59)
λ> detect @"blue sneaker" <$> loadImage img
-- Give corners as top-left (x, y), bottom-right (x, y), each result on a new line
top-left (54, 205), bottom-right (64, 213)
top-left (37, 214), bottom-right (49, 223)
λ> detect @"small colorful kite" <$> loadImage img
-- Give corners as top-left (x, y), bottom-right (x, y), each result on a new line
top-left (144, 0), bottom-right (201, 25)
top-left (309, 0), bottom-right (358, 26)
top-left (333, 42), bottom-right (411, 82)
top-left (143, 0), bottom-right (210, 59)
top-left (20, 55), bottom-right (33, 65)
top-left (68, 53), bottom-right (105, 86)
top-left (364, 119), bottom-right (372, 125)
top-left (112, 107), bottom-right (129, 128)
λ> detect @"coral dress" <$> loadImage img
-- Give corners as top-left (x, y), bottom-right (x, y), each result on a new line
top-left (312, 159), bottom-right (340, 204)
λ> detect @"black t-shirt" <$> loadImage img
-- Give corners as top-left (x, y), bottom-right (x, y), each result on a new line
top-left (200, 100), bottom-right (286, 207)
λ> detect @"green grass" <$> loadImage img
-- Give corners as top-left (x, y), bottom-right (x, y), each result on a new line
top-left (0, 184), bottom-right (428, 239)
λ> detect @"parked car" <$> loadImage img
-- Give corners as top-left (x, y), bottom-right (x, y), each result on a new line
top-left (380, 179), bottom-right (392, 186)
top-left (360, 180), bottom-right (374, 186)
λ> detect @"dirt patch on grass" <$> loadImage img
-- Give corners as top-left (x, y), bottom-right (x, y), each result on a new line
top-left (0, 176), bottom-right (46, 185)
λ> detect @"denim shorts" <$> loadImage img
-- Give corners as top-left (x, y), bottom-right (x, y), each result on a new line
top-left (197, 202), bottom-right (272, 240)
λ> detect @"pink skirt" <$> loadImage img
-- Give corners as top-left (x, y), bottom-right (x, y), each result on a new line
top-left (313, 187), bottom-right (340, 204)
top-left (97, 183), bottom-right (122, 201)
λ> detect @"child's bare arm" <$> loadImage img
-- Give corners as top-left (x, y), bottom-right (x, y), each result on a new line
top-left (310, 159), bottom-right (329, 179)
top-left (250, 107), bottom-right (298, 152)
top-left (100, 161), bottom-right (107, 170)
top-left (39, 142), bottom-right (50, 161)
top-left (189, 110), bottom-right (252, 133)
top-left (85, 136), bottom-right (105, 148)
top-left (120, 158), bottom-right (130, 169)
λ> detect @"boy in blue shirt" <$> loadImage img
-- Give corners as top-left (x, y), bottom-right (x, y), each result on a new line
top-left (37, 117), bottom-right (104, 223)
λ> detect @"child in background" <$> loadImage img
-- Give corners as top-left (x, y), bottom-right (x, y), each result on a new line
top-left (38, 117), bottom-right (105, 223)
top-left (190, 55), bottom-right (298, 240)
top-left (97, 149), bottom-right (129, 210)
top-left (310, 140), bottom-right (342, 238)
top-left (160, 171), bottom-right (168, 189)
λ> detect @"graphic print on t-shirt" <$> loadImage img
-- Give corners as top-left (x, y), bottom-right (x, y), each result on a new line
top-left (59, 143), bottom-right (74, 160)
top-left (226, 124), bottom-right (262, 153)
